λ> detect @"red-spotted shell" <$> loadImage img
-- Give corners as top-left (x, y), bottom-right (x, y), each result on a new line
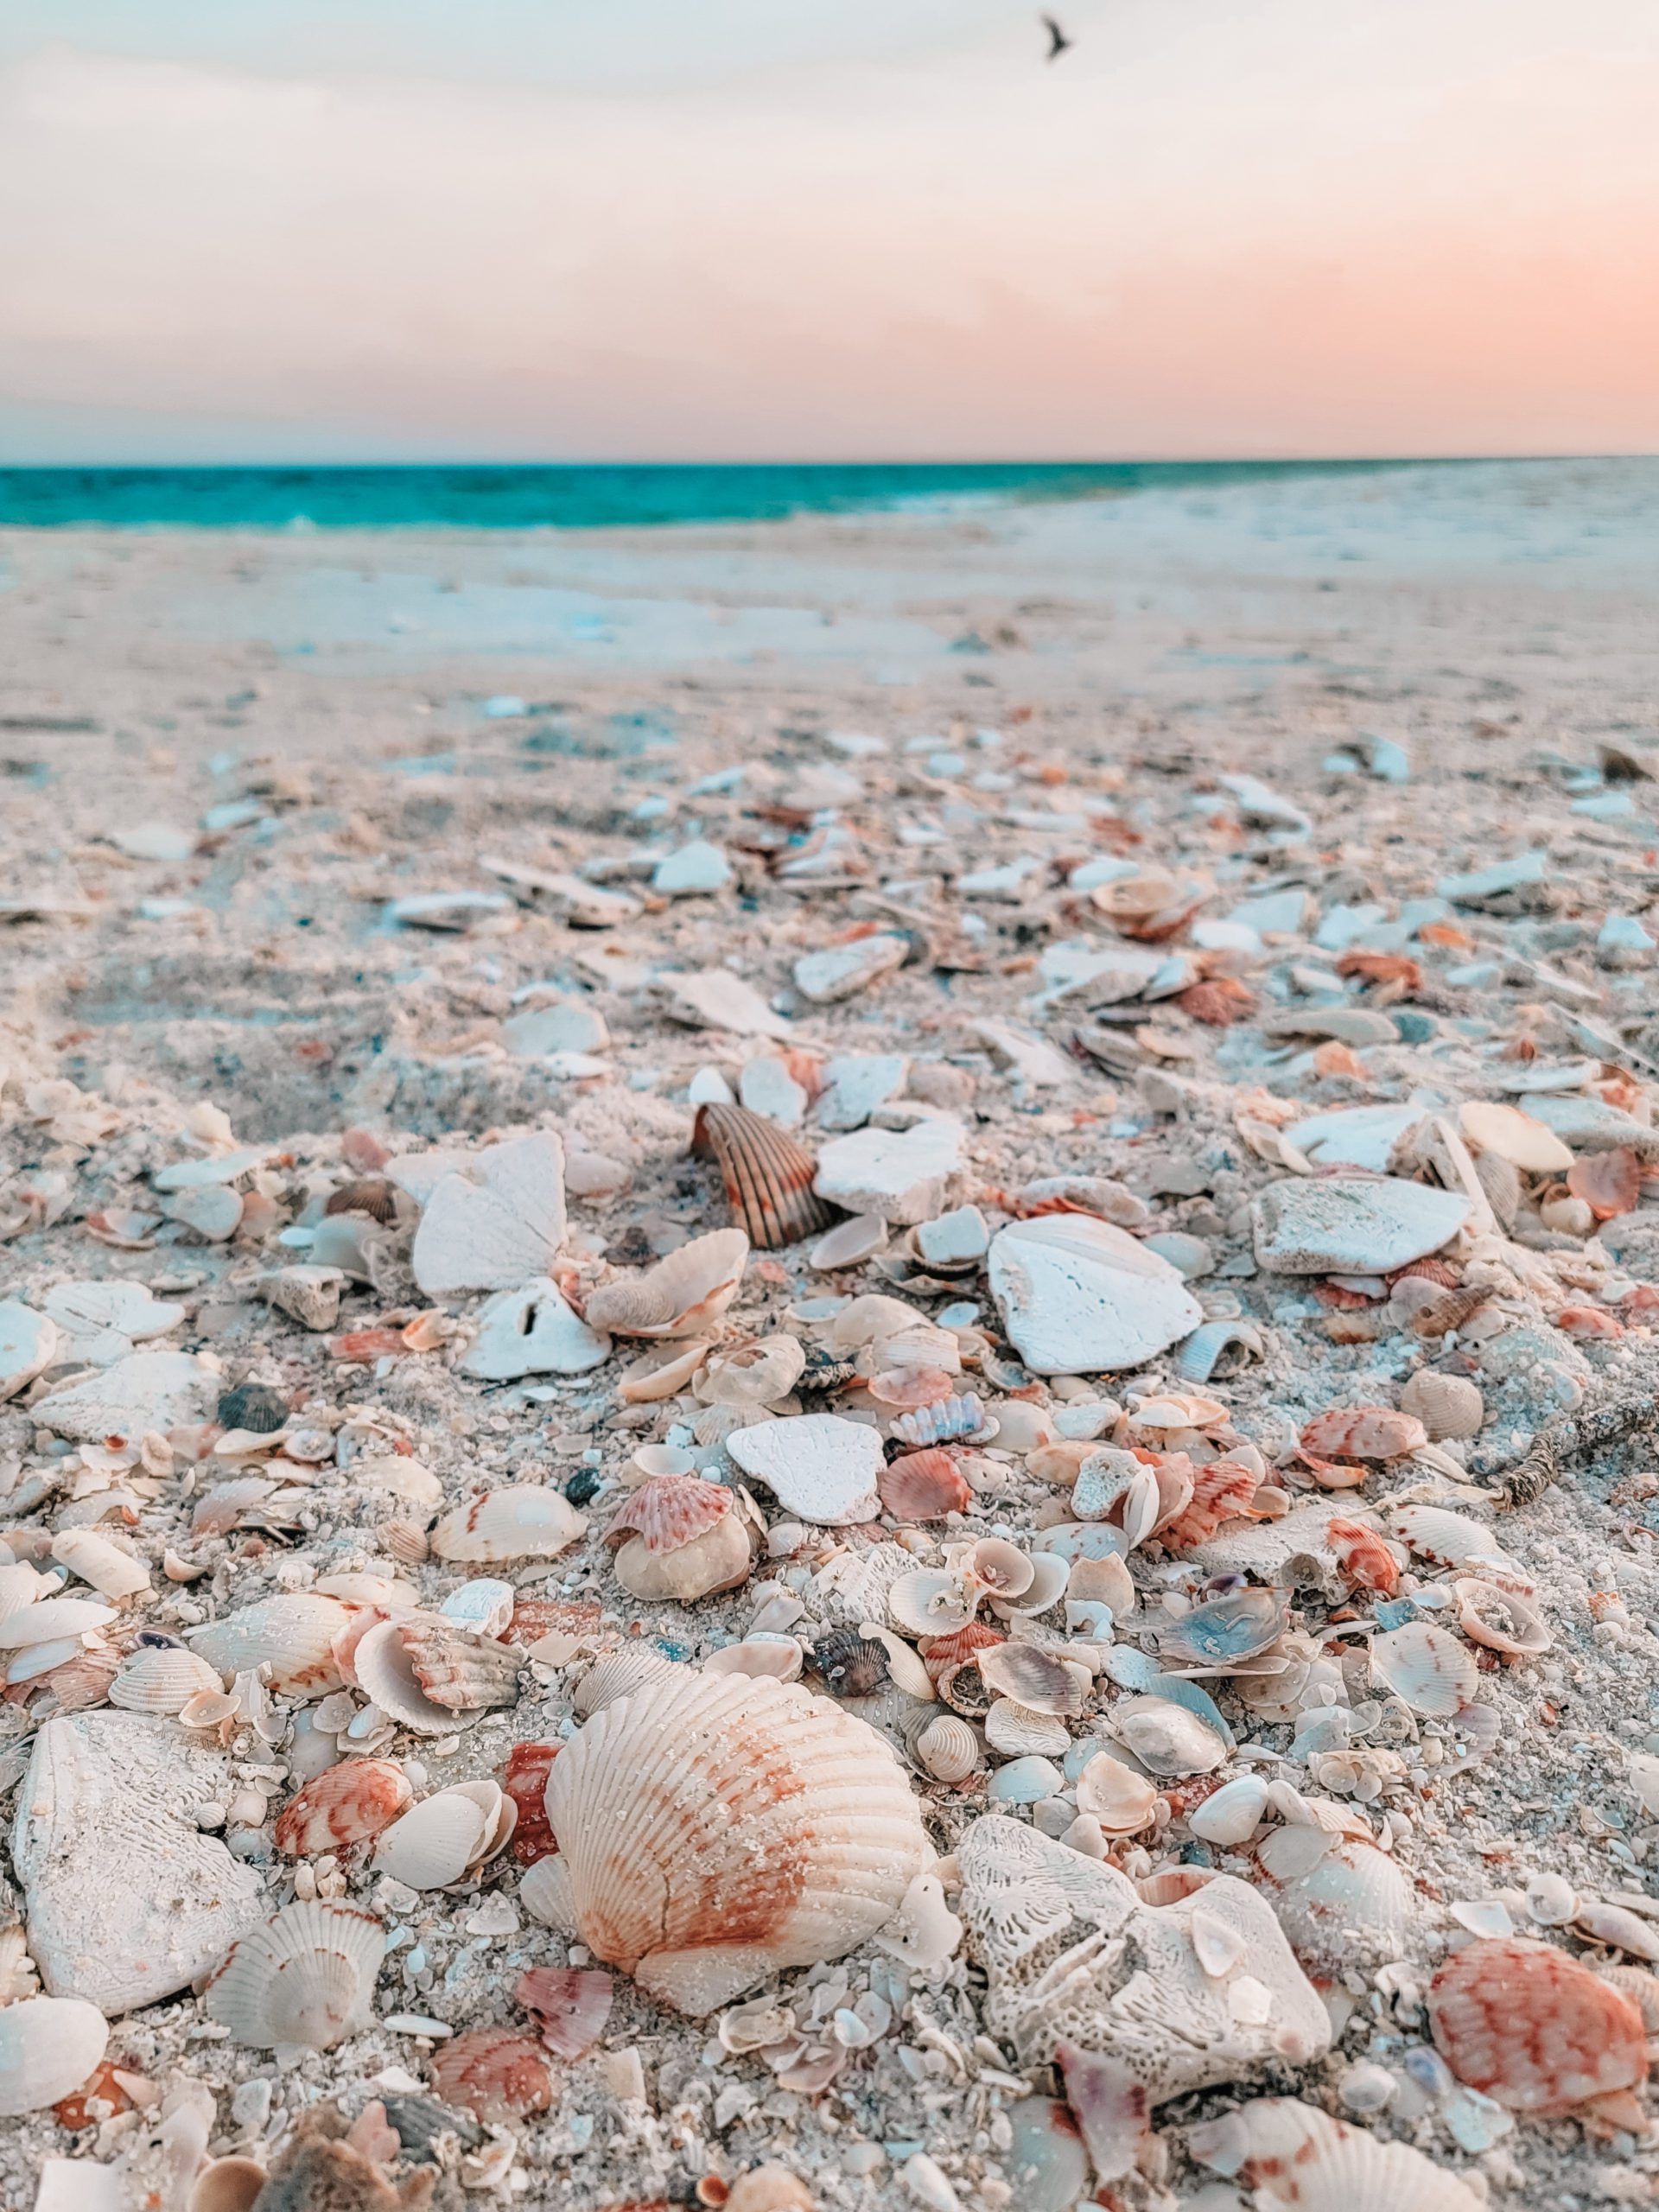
top-left (691, 1103), bottom-right (835, 1251)
top-left (1325, 1517), bottom-right (1402, 1598)
top-left (1299, 1408), bottom-right (1426, 1460)
top-left (877, 1450), bottom-right (972, 1522)
top-left (500, 1740), bottom-right (560, 1866)
top-left (515, 1964), bottom-right (613, 2059)
top-left (1156, 1460), bottom-right (1269, 1550)
top-left (603, 1474), bottom-right (733, 1553)
top-left (430, 2028), bottom-right (555, 2120)
top-left (273, 1758), bottom-right (413, 1857)
top-left (1427, 1937), bottom-right (1649, 2116)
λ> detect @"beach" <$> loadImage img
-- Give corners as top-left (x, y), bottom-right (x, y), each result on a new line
top-left (3, 456), bottom-right (1659, 2209)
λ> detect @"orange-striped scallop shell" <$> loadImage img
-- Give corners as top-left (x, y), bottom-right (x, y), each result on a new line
top-left (1427, 1937), bottom-right (1648, 2117)
top-left (430, 2028), bottom-right (554, 2121)
top-left (692, 1103), bottom-right (836, 1251)
top-left (1156, 1460), bottom-right (1268, 1549)
top-left (273, 1758), bottom-right (413, 1857)
top-left (877, 1450), bottom-right (972, 1522)
top-left (604, 1474), bottom-right (734, 1553)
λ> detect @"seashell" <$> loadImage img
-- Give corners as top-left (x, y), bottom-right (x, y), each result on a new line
top-left (988, 1214), bottom-right (1203, 1376)
top-left (1156, 1459), bottom-right (1270, 1550)
top-left (1174, 1318), bottom-right (1266, 1383)
top-left (878, 1449), bottom-right (971, 1522)
top-left (429, 1485), bottom-right (586, 1564)
top-left (1298, 1405), bottom-right (1427, 1483)
top-left (13, 1712), bottom-right (265, 2011)
top-left (889, 1568), bottom-right (977, 1637)
top-left (993, 1551), bottom-right (1071, 1619)
top-left (906, 1710), bottom-right (982, 1783)
top-left (1439, 1700), bottom-right (1502, 1776)
top-left (605, 1473), bottom-right (733, 1554)
top-left (699, 1333), bottom-right (808, 1407)
top-left (572, 1646), bottom-right (686, 1717)
top-left (727, 1413), bottom-right (882, 1524)
top-left (501, 1741), bottom-right (561, 1865)
top-left (1453, 1577), bottom-right (1551, 1656)
top-left (191, 1477), bottom-right (287, 1538)
top-left (962, 1536), bottom-right (1034, 1599)
top-left (1188, 2096), bottom-right (1483, 2209)
top-left (1384, 1504), bottom-right (1533, 1594)
top-left (353, 1614), bottom-right (520, 1735)
top-left (1599, 1964), bottom-right (1659, 2033)
top-left (1427, 1936), bottom-right (1649, 2116)
top-left (0, 1994), bottom-right (108, 2115)
top-left (1574, 1900), bottom-right (1659, 1963)
top-left (1158, 1586), bottom-right (1289, 1667)
top-left (1369, 1621), bottom-right (1478, 1717)
top-left (693, 1103), bottom-right (836, 1249)
top-left (205, 1900), bottom-right (385, 2051)
top-left (1128, 1389), bottom-right (1226, 1434)
top-left (586, 1228), bottom-right (749, 1338)
top-left (618, 1516), bottom-right (753, 1603)
top-left (188, 2156), bottom-right (268, 2212)
top-left (0, 1597), bottom-right (116, 1650)
top-left (372, 1781), bottom-right (515, 1888)
top-left (726, 2167), bottom-right (817, 2212)
top-left (429, 2027), bottom-right (554, 2121)
top-left (891, 1393), bottom-right (989, 1447)
top-left (1399, 1370), bottom-right (1484, 1441)
top-left (259, 1263), bottom-right (345, 1331)
top-left (352, 1453), bottom-right (445, 1510)
top-left (1459, 1098), bottom-right (1573, 1173)
top-left (806, 1627), bottom-right (892, 1700)
top-left (274, 1758), bottom-right (414, 1856)
top-left (985, 1698), bottom-right (1071, 1758)
top-left (977, 1642), bottom-right (1086, 1718)
top-left (1188, 1772), bottom-right (1268, 1847)
top-left (541, 1669), bottom-right (931, 2012)
top-left (108, 1643), bottom-right (225, 1715)
top-left (408, 1131), bottom-right (567, 1299)
top-left (1108, 1694), bottom-right (1228, 1777)
top-left (515, 1964), bottom-right (613, 2058)
top-left (810, 1213), bottom-right (888, 1269)
top-left (187, 1593), bottom-right (352, 1695)
top-left (1074, 1751), bottom-right (1160, 1834)
top-left (216, 1382), bottom-right (290, 1433)
top-left (49, 1529), bottom-right (150, 1603)
top-left (1262, 1839), bottom-right (1414, 1975)
top-left (463, 1278), bottom-right (611, 1379)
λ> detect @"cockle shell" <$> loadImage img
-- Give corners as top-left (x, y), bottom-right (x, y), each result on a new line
top-left (352, 1614), bottom-right (520, 1734)
top-left (205, 1901), bottom-right (385, 2052)
top-left (429, 2028), bottom-right (553, 2121)
top-left (1427, 1936), bottom-right (1649, 2115)
top-left (906, 1711), bottom-right (982, 1783)
top-left (571, 1645), bottom-right (685, 1717)
top-left (585, 1228), bottom-right (749, 1338)
top-left (1156, 1459), bottom-right (1270, 1550)
top-left (274, 1759), bottom-right (413, 1856)
top-left (187, 1593), bottom-right (352, 1695)
top-left (1368, 1621), bottom-right (1478, 1716)
top-left (692, 1103), bottom-right (836, 1250)
top-left (1188, 2097), bottom-right (1483, 2209)
top-left (539, 1668), bottom-right (931, 2012)
top-left (429, 1486), bottom-right (586, 1564)
top-left (14, 1713), bottom-right (264, 2012)
top-left (879, 1449), bottom-right (972, 1522)
top-left (957, 1815), bottom-right (1330, 2130)
top-left (372, 1781), bottom-right (515, 1888)
top-left (978, 1642), bottom-right (1087, 1718)
top-left (108, 1642), bottom-right (225, 1715)
top-left (1398, 1370), bottom-right (1484, 1441)
top-left (1385, 1505), bottom-right (1534, 1594)
top-left (515, 1964), bottom-right (613, 2058)
top-left (1261, 1839), bottom-right (1414, 1975)
top-left (0, 1995), bottom-right (108, 2115)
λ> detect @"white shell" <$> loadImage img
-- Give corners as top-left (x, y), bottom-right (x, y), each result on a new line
top-left (985, 1699), bottom-right (1071, 1758)
top-left (41, 1281), bottom-right (182, 1367)
top-left (109, 1643), bottom-right (225, 1714)
top-left (988, 1215), bottom-right (1203, 1376)
top-left (542, 1669), bottom-right (931, 2013)
top-left (1397, 1370), bottom-right (1484, 1442)
top-left (0, 1303), bottom-right (59, 1402)
top-left (1074, 1751), bottom-right (1160, 1834)
top-left (586, 1229), bottom-right (749, 1338)
top-left (1384, 1505), bottom-right (1532, 1593)
top-left (726, 1414), bottom-right (883, 1525)
top-left (1458, 1099), bottom-right (1573, 1173)
top-left (0, 1597), bottom-right (117, 1649)
top-left (1188, 2096), bottom-right (1482, 2209)
top-left (0, 1994), bottom-right (109, 2114)
top-left (205, 1900), bottom-right (385, 2050)
top-left (906, 1711), bottom-right (982, 1783)
top-left (13, 1713), bottom-right (264, 2011)
top-left (351, 1615), bottom-right (518, 1736)
top-left (410, 1132), bottom-right (568, 1299)
top-left (429, 1486), bottom-right (586, 1563)
top-left (187, 1593), bottom-right (351, 1694)
top-left (1108, 1694), bottom-right (1229, 1777)
top-left (371, 1781), bottom-right (514, 1888)
top-left (50, 1528), bottom-right (151, 1602)
top-left (36, 1350), bottom-right (219, 1442)
top-left (699, 1336), bottom-right (808, 1408)
top-left (1188, 1774), bottom-right (1269, 1847)
top-left (1264, 1839), bottom-right (1414, 1974)
top-left (888, 1568), bottom-right (977, 1636)
top-left (461, 1279), bottom-right (610, 1379)
top-left (1369, 1622), bottom-right (1478, 1717)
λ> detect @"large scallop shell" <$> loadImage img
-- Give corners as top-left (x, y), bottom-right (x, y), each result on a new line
top-left (540, 1669), bottom-right (931, 2012)
top-left (585, 1229), bottom-right (750, 1338)
top-left (205, 1900), bottom-right (385, 2051)
top-left (108, 1642), bottom-right (225, 1715)
top-left (693, 1103), bottom-right (836, 1250)
top-left (1427, 1936), bottom-right (1648, 2115)
top-left (429, 1486), bottom-right (586, 1564)
top-left (429, 2028), bottom-right (553, 2121)
top-left (186, 1593), bottom-right (352, 1695)
top-left (372, 1781), bottom-right (515, 1888)
top-left (1187, 2097), bottom-right (1483, 2209)
top-left (0, 1994), bottom-right (108, 2116)
top-left (353, 1615), bottom-right (520, 1734)
top-left (273, 1758), bottom-right (414, 1856)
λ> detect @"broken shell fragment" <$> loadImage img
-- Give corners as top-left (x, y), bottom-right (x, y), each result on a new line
top-left (988, 1214), bottom-right (1204, 1376)
top-left (586, 1228), bottom-right (749, 1338)
top-left (204, 1901), bottom-right (386, 2051)
top-left (1108, 1695), bottom-right (1228, 1777)
top-left (515, 1964), bottom-right (613, 2059)
top-left (726, 1414), bottom-right (883, 1524)
top-left (1454, 1578), bottom-right (1551, 1656)
top-left (692, 1103), bottom-right (836, 1249)
top-left (1074, 1752), bottom-right (1160, 1834)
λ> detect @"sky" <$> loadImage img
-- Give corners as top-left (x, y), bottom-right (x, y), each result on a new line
top-left (1, 1), bottom-right (1657, 463)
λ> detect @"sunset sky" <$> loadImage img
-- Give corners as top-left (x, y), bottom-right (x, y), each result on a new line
top-left (2, 0), bottom-right (1657, 462)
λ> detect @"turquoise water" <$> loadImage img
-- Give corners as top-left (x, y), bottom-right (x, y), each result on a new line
top-left (0, 459), bottom-right (1412, 531)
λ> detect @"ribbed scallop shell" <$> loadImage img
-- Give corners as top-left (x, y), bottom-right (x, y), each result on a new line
top-left (0, 1994), bottom-right (108, 2116)
top-left (542, 1669), bottom-right (931, 2013)
top-left (605, 1475), bottom-right (733, 1553)
top-left (430, 2028), bottom-right (553, 2121)
top-left (109, 1643), bottom-right (225, 1715)
top-left (891, 1393), bottom-right (988, 1447)
top-left (1385, 1505), bottom-right (1533, 1594)
top-left (204, 1900), bottom-right (385, 2050)
top-left (977, 1643), bottom-right (1086, 1718)
top-left (353, 1615), bottom-right (520, 1734)
top-left (905, 1711), bottom-right (982, 1783)
top-left (1398, 1370), bottom-right (1484, 1441)
top-left (1262, 1839), bottom-right (1414, 1975)
top-left (1187, 2097), bottom-right (1483, 2209)
top-left (1369, 1621), bottom-right (1478, 1716)
top-left (878, 1450), bottom-right (972, 1522)
top-left (693, 1103), bottom-right (836, 1251)
top-left (273, 1758), bottom-right (413, 1856)
top-left (1427, 1936), bottom-right (1648, 2114)
top-left (186, 1594), bottom-right (352, 1695)
top-left (571, 1647), bottom-right (685, 1717)
top-left (515, 1964), bottom-right (613, 2058)
top-left (429, 1486), bottom-right (586, 1564)
top-left (585, 1228), bottom-right (750, 1338)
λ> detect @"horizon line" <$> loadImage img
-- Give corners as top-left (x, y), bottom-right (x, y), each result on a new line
top-left (1, 450), bottom-right (1651, 474)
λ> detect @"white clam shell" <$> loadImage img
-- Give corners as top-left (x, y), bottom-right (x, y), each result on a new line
top-left (586, 1228), bottom-right (749, 1338)
top-left (888, 1568), bottom-right (976, 1636)
top-left (187, 1593), bottom-right (352, 1695)
top-left (906, 1711), bottom-right (982, 1783)
top-left (429, 1486), bottom-right (586, 1564)
top-left (726, 1414), bottom-right (883, 1525)
top-left (204, 1899), bottom-right (385, 2050)
top-left (543, 1668), bottom-right (931, 2013)
top-left (50, 1528), bottom-right (151, 1602)
top-left (1108, 1694), bottom-right (1229, 1777)
top-left (1189, 2096), bottom-right (1482, 2209)
top-left (109, 1643), bottom-right (226, 1714)
top-left (0, 1994), bottom-right (108, 2114)
top-left (1187, 1774), bottom-right (1269, 1847)
top-left (371, 1781), bottom-right (514, 1888)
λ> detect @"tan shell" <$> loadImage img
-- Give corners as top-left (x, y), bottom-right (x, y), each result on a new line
top-left (614, 1513), bottom-right (754, 1602)
top-left (586, 1229), bottom-right (749, 1338)
top-left (692, 1104), bottom-right (836, 1251)
top-left (1108, 1695), bottom-right (1228, 1777)
top-left (186, 1594), bottom-right (352, 1695)
top-left (542, 1669), bottom-right (931, 2012)
top-left (1398, 1370), bottom-right (1484, 1441)
top-left (1075, 1751), bottom-right (1160, 1834)
top-left (109, 1643), bottom-right (225, 1715)
top-left (905, 1710), bottom-right (982, 1784)
top-left (49, 1529), bottom-right (150, 1602)
top-left (429, 1485), bottom-right (586, 1564)
top-left (698, 1333), bottom-right (809, 1407)
top-left (204, 1900), bottom-right (385, 2050)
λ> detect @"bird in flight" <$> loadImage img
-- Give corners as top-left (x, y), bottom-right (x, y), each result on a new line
top-left (1040, 13), bottom-right (1073, 60)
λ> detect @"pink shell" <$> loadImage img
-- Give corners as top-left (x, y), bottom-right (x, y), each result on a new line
top-left (1428, 1937), bottom-right (1648, 2116)
top-left (1299, 1407), bottom-right (1427, 1462)
top-left (1156, 1460), bottom-right (1268, 1549)
top-left (603, 1474), bottom-right (733, 1554)
top-left (877, 1450), bottom-right (972, 1522)
top-left (430, 2028), bottom-right (555, 2120)
top-left (1325, 1516), bottom-right (1402, 1597)
top-left (515, 1965), bottom-right (613, 2059)
top-left (273, 1759), bottom-right (413, 1856)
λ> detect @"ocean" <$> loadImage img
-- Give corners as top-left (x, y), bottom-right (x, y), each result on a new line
top-left (0, 459), bottom-right (1410, 531)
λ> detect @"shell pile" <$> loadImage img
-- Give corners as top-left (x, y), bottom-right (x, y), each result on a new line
top-left (3, 487), bottom-right (1659, 2211)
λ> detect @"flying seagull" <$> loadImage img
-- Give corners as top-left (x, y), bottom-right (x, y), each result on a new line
top-left (1040, 13), bottom-right (1073, 60)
